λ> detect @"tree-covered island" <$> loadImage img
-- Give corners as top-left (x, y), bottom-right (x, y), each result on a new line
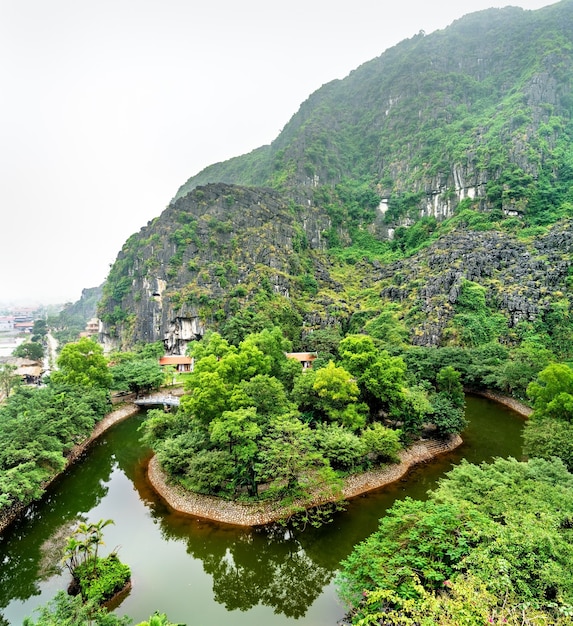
top-left (140, 328), bottom-right (466, 523)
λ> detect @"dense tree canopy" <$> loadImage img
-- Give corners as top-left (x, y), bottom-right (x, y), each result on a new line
top-left (0, 385), bottom-right (110, 513)
top-left (110, 358), bottom-right (165, 396)
top-left (337, 457), bottom-right (573, 624)
top-left (524, 363), bottom-right (573, 471)
top-left (141, 327), bottom-right (468, 511)
top-left (51, 338), bottom-right (112, 389)
top-left (0, 363), bottom-right (20, 399)
top-left (13, 341), bottom-right (44, 361)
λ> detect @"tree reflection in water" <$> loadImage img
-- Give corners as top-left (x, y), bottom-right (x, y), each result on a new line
top-left (0, 438), bottom-right (113, 613)
top-left (151, 512), bottom-right (335, 618)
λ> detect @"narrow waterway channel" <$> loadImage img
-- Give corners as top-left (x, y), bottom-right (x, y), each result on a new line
top-left (0, 395), bottom-right (525, 625)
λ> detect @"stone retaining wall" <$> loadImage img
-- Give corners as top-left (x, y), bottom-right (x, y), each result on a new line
top-left (147, 434), bottom-right (463, 527)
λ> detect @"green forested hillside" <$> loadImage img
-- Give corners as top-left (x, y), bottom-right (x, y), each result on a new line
top-left (174, 2), bottom-right (573, 208)
top-left (99, 1), bottom-right (573, 379)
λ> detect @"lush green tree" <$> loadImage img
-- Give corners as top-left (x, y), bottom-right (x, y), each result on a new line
top-left (388, 384), bottom-right (432, 439)
top-left (210, 407), bottom-right (261, 495)
top-left (0, 385), bottom-right (110, 513)
top-left (435, 457), bottom-right (573, 604)
top-left (337, 497), bottom-right (485, 605)
top-left (338, 334), bottom-right (379, 373)
top-left (402, 346), bottom-right (473, 387)
top-left (229, 374), bottom-right (294, 418)
top-left (313, 362), bottom-right (367, 428)
top-left (351, 574), bottom-right (573, 626)
top-left (436, 366), bottom-right (464, 407)
top-left (110, 358), bottom-right (165, 396)
top-left (338, 335), bottom-right (408, 417)
top-left (467, 341), bottom-right (509, 387)
top-left (13, 341), bottom-right (44, 361)
top-left (220, 309), bottom-right (273, 346)
top-left (51, 338), bottom-right (112, 388)
top-left (527, 363), bottom-right (573, 418)
top-left (314, 423), bottom-right (366, 471)
top-left (187, 331), bottom-right (235, 361)
top-left (291, 362), bottom-right (368, 428)
top-left (491, 340), bottom-right (554, 399)
top-left (181, 370), bottom-right (231, 425)
top-left (255, 413), bottom-right (337, 498)
top-left (239, 326), bottom-right (291, 380)
top-left (138, 408), bottom-right (190, 448)
top-left (216, 341), bottom-right (271, 386)
top-left (337, 457), bottom-right (573, 621)
top-left (136, 341), bottom-right (165, 359)
top-left (32, 319), bottom-right (48, 336)
top-left (430, 393), bottom-right (467, 438)
top-left (154, 428), bottom-right (209, 477)
top-left (136, 613), bottom-right (183, 626)
top-left (427, 366), bottom-right (467, 438)
top-left (524, 363), bottom-right (573, 470)
top-left (183, 449), bottom-right (235, 495)
top-left (0, 363), bottom-right (20, 399)
top-left (524, 418), bottom-right (573, 471)
top-left (360, 423), bottom-right (402, 464)
top-left (300, 328), bottom-right (342, 368)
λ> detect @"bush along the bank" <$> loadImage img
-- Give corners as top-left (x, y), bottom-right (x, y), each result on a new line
top-left (336, 457), bottom-right (573, 625)
top-left (0, 384), bottom-right (111, 521)
top-left (23, 594), bottom-right (182, 626)
top-left (62, 519), bottom-right (131, 606)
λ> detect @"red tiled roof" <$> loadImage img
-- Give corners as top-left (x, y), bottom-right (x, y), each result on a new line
top-left (159, 356), bottom-right (193, 366)
top-left (285, 352), bottom-right (317, 362)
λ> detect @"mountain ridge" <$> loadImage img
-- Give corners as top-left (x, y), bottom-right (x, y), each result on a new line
top-left (98, 1), bottom-right (573, 362)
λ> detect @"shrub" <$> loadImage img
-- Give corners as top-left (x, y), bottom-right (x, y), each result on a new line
top-left (74, 553), bottom-right (131, 605)
top-left (314, 423), bottom-right (366, 471)
top-left (361, 423), bottom-right (402, 463)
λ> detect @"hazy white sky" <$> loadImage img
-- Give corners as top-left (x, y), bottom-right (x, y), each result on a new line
top-left (0, 0), bottom-right (557, 305)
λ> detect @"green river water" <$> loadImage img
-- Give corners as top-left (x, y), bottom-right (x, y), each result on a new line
top-left (0, 395), bottom-right (525, 625)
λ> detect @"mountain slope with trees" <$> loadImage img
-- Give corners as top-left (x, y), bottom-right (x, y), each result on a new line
top-left (98, 1), bottom-right (573, 381)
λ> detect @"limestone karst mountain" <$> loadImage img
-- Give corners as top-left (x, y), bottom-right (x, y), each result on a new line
top-left (97, 1), bottom-right (573, 358)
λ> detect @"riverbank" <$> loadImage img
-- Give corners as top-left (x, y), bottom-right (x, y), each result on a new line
top-left (146, 434), bottom-right (463, 527)
top-left (468, 389), bottom-right (532, 418)
top-left (0, 403), bottom-right (140, 534)
top-left (0, 388), bottom-right (524, 534)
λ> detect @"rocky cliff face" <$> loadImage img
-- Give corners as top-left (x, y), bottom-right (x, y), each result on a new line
top-left (99, 183), bottom-right (332, 353)
top-left (369, 220), bottom-right (573, 346)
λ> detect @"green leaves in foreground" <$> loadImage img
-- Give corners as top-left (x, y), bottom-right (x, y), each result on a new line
top-left (337, 457), bottom-right (573, 624)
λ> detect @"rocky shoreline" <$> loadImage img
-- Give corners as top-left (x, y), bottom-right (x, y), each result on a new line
top-left (467, 389), bottom-right (532, 417)
top-left (146, 434), bottom-right (463, 527)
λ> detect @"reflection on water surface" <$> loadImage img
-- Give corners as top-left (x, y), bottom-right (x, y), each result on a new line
top-left (0, 397), bottom-right (525, 624)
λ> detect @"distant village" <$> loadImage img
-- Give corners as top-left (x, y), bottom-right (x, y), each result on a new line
top-left (0, 303), bottom-right (100, 388)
